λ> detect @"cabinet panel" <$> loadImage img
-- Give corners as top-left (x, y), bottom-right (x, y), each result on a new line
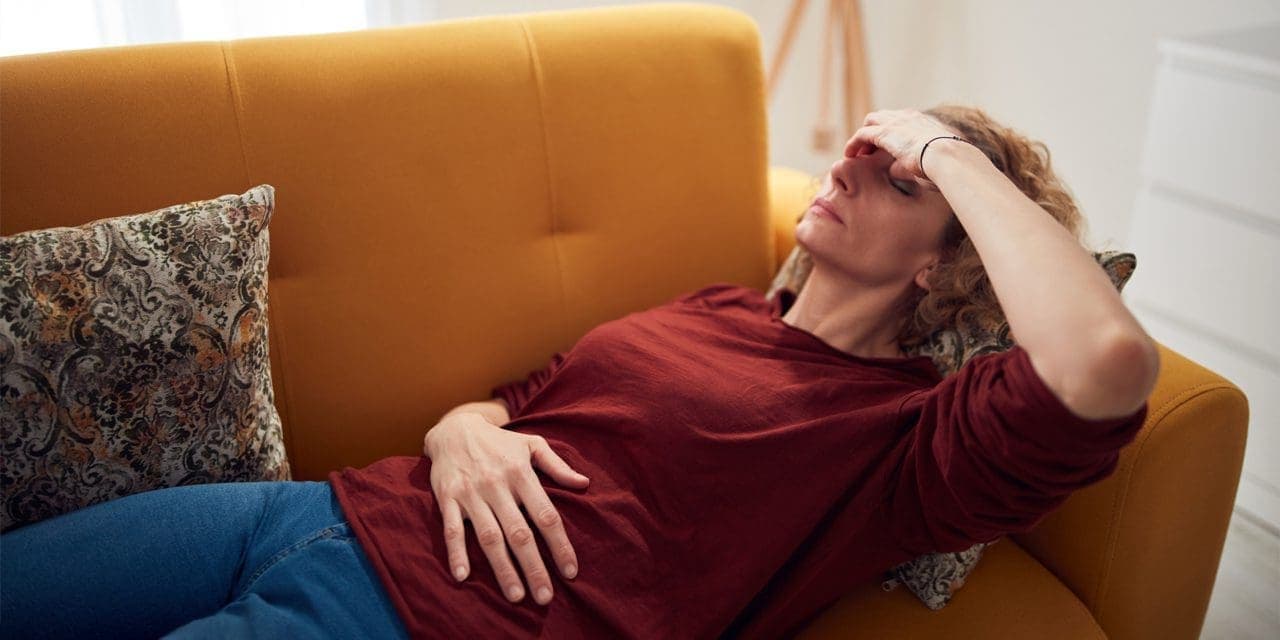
top-left (1126, 185), bottom-right (1280, 362)
top-left (1141, 61), bottom-right (1280, 224)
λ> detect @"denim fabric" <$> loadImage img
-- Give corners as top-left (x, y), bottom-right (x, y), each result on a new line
top-left (0, 480), bottom-right (409, 639)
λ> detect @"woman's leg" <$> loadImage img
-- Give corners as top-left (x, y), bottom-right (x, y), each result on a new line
top-left (162, 519), bottom-right (408, 639)
top-left (162, 491), bottom-right (409, 639)
top-left (1, 480), bottom-right (407, 639)
top-left (2, 480), bottom-right (283, 638)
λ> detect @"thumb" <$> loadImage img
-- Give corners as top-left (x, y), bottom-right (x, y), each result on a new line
top-left (528, 437), bottom-right (590, 487)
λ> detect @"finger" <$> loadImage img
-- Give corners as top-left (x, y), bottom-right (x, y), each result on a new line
top-left (528, 436), bottom-right (589, 488)
top-left (462, 494), bottom-right (526, 603)
top-left (866, 108), bottom-right (911, 127)
top-left (440, 497), bottom-right (470, 582)
top-left (889, 159), bottom-right (915, 182)
top-left (514, 470), bottom-right (580, 582)
top-left (844, 125), bottom-right (883, 158)
top-left (486, 486), bottom-right (555, 606)
top-left (916, 176), bottom-right (942, 192)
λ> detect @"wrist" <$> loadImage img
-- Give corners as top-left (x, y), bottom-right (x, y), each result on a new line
top-left (452, 409), bottom-right (502, 425)
top-left (921, 137), bottom-right (989, 185)
top-left (424, 413), bottom-right (494, 457)
top-left (423, 421), bottom-right (454, 457)
top-left (441, 401), bottom-right (510, 428)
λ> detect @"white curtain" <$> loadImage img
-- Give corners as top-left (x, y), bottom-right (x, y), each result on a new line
top-left (0, 0), bottom-right (438, 57)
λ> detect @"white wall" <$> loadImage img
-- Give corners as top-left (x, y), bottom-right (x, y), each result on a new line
top-left (438, 0), bottom-right (1280, 251)
top-left (756, 0), bottom-right (1280, 251)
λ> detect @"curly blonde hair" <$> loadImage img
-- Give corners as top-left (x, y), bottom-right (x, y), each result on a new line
top-left (892, 104), bottom-right (1089, 351)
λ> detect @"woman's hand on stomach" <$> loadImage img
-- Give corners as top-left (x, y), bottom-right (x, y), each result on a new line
top-left (423, 413), bottom-right (590, 605)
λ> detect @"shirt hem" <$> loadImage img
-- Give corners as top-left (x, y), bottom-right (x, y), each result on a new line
top-left (328, 470), bottom-right (425, 638)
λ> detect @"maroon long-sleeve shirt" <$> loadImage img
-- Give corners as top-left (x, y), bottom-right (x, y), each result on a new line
top-left (328, 283), bottom-right (1147, 639)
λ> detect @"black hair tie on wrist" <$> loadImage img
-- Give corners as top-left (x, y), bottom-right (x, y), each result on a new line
top-left (920, 135), bottom-right (970, 182)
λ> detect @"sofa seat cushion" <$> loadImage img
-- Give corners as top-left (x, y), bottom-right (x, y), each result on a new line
top-left (795, 539), bottom-right (1104, 639)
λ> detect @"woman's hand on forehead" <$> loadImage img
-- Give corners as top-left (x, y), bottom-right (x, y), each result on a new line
top-left (844, 108), bottom-right (958, 192)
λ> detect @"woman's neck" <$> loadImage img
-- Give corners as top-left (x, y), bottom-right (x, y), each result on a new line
top-left (781, 266), bottom-right (911, 359)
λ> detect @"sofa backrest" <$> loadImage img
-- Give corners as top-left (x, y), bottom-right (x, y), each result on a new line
top-left (0, 3), bottom-right (774, 479)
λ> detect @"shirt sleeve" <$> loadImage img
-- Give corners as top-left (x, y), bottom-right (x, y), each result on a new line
top-left (489, 351), bottom-right (569, 419)
top-left (887, 344), bottom-right (1149, 555)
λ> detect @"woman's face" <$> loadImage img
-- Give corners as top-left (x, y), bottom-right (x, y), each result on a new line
top-left (795, 146), bottom-right (955, 291)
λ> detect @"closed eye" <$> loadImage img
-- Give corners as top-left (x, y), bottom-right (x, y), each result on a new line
top-left (887, 172), bottom-right (912, 196)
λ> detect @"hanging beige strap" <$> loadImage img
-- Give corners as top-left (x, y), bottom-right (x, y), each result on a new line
top-left (813, 0), bottom-right (839, 152)
top-left (839, 0), bottom-right (872, 142)
top-left (764, 0), bottom-right (875, 155)
top-left (764, 0), bottom-right (809, 101)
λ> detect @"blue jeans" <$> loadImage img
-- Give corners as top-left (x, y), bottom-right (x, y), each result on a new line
top-left (0, 480), bottom-right (410, 639)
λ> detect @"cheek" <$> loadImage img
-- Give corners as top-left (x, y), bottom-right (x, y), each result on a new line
top-left (885, 207), bottom-right (944, 251)
top-left (859, 217), bottom-right (930, 267)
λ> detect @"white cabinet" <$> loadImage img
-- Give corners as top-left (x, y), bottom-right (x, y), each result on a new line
top-left (1127, 22), bottom-right (1280, 530)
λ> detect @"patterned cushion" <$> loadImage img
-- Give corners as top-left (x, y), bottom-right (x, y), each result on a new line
top-left (766, 244), bottom-right (1137, 610)
top-left (0, 185), bottom-right (290, 534)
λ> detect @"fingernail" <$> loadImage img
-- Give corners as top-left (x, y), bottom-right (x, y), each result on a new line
top-left (564, 563), bottom-right (577, 579)
top-left (536, 587), bottom-right (551, 604)
top-left (507, 585), bottom-right (523, 601)
top-left (454, 566), bottom-right (466, 581)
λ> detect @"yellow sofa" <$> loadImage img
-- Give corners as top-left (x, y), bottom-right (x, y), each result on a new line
top-left (0, 3), bottom-right (1249, 638)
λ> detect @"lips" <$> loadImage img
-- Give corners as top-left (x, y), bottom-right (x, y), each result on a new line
top-left (810, 198), bottom-right (844, 225)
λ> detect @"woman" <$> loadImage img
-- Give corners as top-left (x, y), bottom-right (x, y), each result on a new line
top-left (0, 106), bottom-right (1159, 639)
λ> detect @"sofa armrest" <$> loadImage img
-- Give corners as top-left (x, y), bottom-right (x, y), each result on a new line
top-left (1011, 341), bottom-right (1249, 640)
top-left (768, 165), bottom-right (820, 272)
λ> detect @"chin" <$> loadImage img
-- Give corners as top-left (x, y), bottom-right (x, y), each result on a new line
top-left (794, 223), bottom-right (837, 262)
top-left (795, 230), bottom-right (863, 281)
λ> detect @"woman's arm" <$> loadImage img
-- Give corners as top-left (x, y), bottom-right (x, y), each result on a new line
top-left (439, 399), bottom-right (512, 428)
top-left (923, 139), bottom-right (1159, 421)
top-left (424, 399), bottom-right (512, 457)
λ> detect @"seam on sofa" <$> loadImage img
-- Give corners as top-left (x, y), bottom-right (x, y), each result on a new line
top-left (517, 18), bottom-right (570, 329)
top-left (221, 40), bottom-right (297, 475)
top-left (1046, 542), bottom-right (1110, 640)
top-left (1018, 536), bottom-right (1110, 640)
top-left (1090, 381), bottom-right (1248, 621)
top-left (219, 41), bottom-right (253, 189)
top-left (1093, 381), bottom-right (1243, 608)
top-left (266, 293), bottom-right (297, 476)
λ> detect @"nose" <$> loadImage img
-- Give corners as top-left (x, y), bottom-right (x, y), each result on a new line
top-left (828, 156), bottom-right (857, 194)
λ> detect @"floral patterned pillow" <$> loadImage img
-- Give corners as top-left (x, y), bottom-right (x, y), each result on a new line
top-left (0, 185), bottom-right (290, 534)
top-left (766, 244), bottom-right (1137, 610)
